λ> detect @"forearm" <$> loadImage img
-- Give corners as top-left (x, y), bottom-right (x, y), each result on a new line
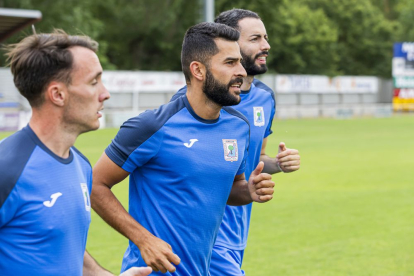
top-left (227, 179), bottom-right (252, 206)
top-left (83, 251), bottom-right (113, 276)
top-left (260, 154), bottom-right (282, 174)
top-left (91, 184), bottom-right (154, 248)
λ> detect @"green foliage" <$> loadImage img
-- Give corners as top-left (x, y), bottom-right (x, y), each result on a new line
top-left (90, 0), bottom-right (200, 70)
top-left (217, 0), bottom-right (396, 77)
top-left (0, 0), bottom-right (200, 70)
top-left (0, 0), bottom-right (413, 76)
top-left (301, 0), bottom-right (398, 77)
top-left (394, 0), bottom-right (414, 42)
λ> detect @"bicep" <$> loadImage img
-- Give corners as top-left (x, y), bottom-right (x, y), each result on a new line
top-left (92, 152), bottom-right (129, 189)
top-left (233, 173), bottom-right (246, 185)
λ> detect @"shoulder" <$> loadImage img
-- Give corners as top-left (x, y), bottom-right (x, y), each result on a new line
top-left (122, 96), bottom-right (186, 134)
top-left (71, 147), bottom-right (91, 167)
top-left (111, 97), bottom-right (187, 151)
top-left (0, 127), bottom-right (37, 208)
top-left (222, 106), bottom-right (250, 128)
top-left (253, 79), bottom-right (275, 102)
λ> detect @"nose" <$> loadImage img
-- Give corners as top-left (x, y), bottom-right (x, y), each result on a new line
top-left (99, 84), bottom-right (111, 102)
top-left (261, 39), bottom-right (271, 51)
top-left (235, 61), bottom-right (247, 78)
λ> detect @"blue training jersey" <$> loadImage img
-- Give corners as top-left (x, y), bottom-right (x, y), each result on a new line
top-left (106, 95), bottom-right (250, 276)
top-left (0, 125), bottom-right (92, 276)
top-left (171, 79), bottom-right (275, 250)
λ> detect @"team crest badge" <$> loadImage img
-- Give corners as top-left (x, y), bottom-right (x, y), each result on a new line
top-left (253, 106), bottom-right (265, 127)
top-left (222, 139), bottom-right (238, 162)
top-left (80, 183), bottom-right (91, 212)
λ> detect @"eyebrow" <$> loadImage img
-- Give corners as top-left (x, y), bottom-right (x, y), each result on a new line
top-left (91, 71), bottom-right (102, 81)
top-left (250, 33), bottom-right (267, 38)
top-left (224, 57), bottom-right (241, 63)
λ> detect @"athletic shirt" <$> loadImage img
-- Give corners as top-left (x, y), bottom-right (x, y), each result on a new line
top-left (0, 125), bottom-right (92, 276)
top-left (106, 95), bottom-right (250, 276)
top-left (171, 79), bottom-right (275, 250)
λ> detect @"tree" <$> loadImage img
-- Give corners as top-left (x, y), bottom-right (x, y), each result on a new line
top-left (301, 0), bottom-right (398, 77)
top-left (216, 0), bottom-right (339, 75)
top-left (0, 0), bottom-right (405, 77)
top-left (0, 0), bottom-right (112, 68)
top-left (394, 0), bottom-right (414, 42)
top-left (0, 0), bottom-right (200, 70)
top-left (90, 0), bottom-right (200, 70)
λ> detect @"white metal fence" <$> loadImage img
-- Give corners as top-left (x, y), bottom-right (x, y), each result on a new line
top-left (0, 68), bottom-right (393, 130)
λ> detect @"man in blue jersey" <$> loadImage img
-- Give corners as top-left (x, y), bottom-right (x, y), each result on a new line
top-left (0, 30), bottom-right (151, 276)
top-left (171, 9), bottom-right (301, 276)
top-left (91, 22), bottom-right (276, 276)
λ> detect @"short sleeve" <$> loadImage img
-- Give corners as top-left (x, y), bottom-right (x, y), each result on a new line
top-left (105, 112), bottom-right (164, 173)
top-left (0, 186), bottom-right (19, 228)
top-left (264, 100), bottom-right (275, 138)
top-left (236, 127), bottom-right (250, 176)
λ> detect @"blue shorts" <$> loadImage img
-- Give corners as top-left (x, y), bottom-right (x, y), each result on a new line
top-left (209, 246), bottom-right (245, 276)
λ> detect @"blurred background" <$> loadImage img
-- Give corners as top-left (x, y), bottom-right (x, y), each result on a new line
top-left (1, 0), bottom-right (414, 130)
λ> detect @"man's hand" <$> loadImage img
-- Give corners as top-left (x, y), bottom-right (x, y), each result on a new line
top-left (248, 161), bottom-right (275, 203)
top-left (139, 234), bottom-right (181, 274)
top-left (120, 267), bottom-right (152, 276)
top-left (276, 142), bottom-right (300, 173)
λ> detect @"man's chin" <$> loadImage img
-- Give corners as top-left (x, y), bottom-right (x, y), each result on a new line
top-left (247, 65), bottom-right (268, 76)
top-left (222, 96), bottom-right (241, 107)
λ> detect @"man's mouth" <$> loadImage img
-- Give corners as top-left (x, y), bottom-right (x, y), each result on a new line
top-left (229, 78), bottom-right (244, 90)
top-left (256, 51), bottom-right (269, 64)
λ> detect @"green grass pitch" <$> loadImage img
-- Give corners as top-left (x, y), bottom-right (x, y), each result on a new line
top-left (1, 115), bottom-right (413, 275)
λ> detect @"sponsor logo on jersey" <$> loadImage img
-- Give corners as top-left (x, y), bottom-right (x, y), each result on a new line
top-left (184, 139), bottom-right (198, 148)
top-left (222, 139), bottom-right (238, 162)
top-left (253, 106), bottom-right (265, 127)
top-left (80, 183), bottom-right (91, 212)
top-left (43, 192), bottom-right (62, 207)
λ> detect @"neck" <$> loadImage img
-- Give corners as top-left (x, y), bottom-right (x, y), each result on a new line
top-left (186, 85), bottom-right (221, 120)
top-left (29, 109), bottom-right (78, 158)
top-left (241, 75), bottom-right (254, 91)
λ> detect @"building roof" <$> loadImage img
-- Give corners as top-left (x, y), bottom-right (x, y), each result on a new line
top-left (0, 8), bottom-right (42, 42)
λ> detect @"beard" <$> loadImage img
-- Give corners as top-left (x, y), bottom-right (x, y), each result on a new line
top-left (202, 70), bottom-right (243, 106)
top-left (241, 50), bottom-right (268, 76)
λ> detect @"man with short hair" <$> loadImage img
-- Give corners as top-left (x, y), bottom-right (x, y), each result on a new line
top-left (91, 22), bottom-right (275, 276)
top-left (171, 9), bottom-right (301, 275)
top-left (0, 30), bottom-right (151, 276)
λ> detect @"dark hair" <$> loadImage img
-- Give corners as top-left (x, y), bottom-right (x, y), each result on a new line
top-left (214, 9), bottom-right (261, 30)
top-left (181, 22), bottom-right (240, 83)
top-left (4, 29), bottom-right (98, 107)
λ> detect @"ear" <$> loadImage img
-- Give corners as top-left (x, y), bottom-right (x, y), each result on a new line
top-left (189, 61), bottom-right (206, 82)
top-left (46, 81), bottom-right (67, 107)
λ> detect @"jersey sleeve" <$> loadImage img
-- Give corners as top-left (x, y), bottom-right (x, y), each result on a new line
top-left (105, 111), bottom-right (164, 173)
top-left (0, 185), bottom-right (20, 228)
top-left (236, 144), bottom-right (248, 176)
top-left (264, 98), bottom-right (275, 138)
top-left (237, 122), bottom-right (250, 176)
top-left (0, 129), bottom-right (35, 228)
top-left (253, 78), bottom-right (276, 138)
